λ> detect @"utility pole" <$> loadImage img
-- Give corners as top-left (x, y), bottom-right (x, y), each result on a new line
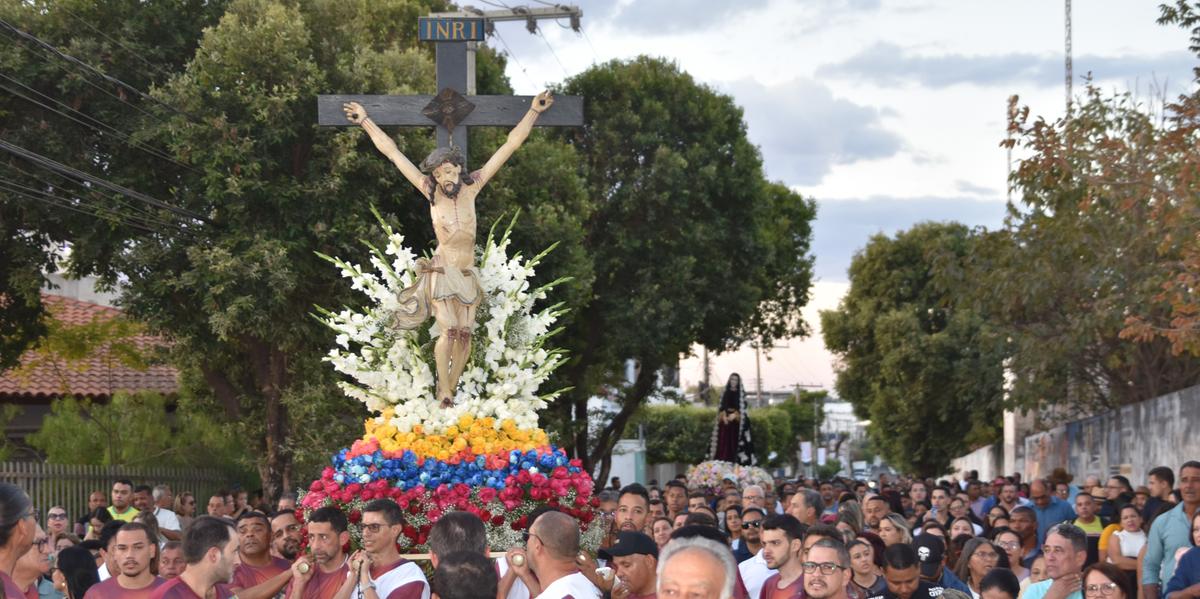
top-left (790, 382), bottom-right (823, 479)
top-left (700, 347), bottom-right (711, 404)
top-left (1064, 0), bottom-right (1072, 117)
top-left (431, 4), bottom-right (583, 95)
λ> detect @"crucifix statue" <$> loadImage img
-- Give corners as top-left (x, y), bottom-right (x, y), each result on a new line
top-left (317, 16), bottom-right (583, 408)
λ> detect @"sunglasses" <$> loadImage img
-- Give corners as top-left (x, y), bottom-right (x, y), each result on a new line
top-left (742, 520), bottom-right (763, 528)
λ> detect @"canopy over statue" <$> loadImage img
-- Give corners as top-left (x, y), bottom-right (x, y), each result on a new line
top-left (342, 89), bottom-right (555, 407)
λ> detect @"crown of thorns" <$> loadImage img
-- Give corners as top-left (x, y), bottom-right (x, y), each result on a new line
top-left (419, 146), bottom-right (466, 173)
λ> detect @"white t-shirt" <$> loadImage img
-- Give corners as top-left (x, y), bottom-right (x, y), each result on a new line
top-left (352, 559), bottom-right (430, 599)
top-left (738, 549), bottom-right (775, 599)
top-left (154, 507), bottom-right (181, 532)
top-left (496, 557), bottom-right (531, 599)
top-left (533, 572), bottom-right (600, 599)
top-left (1113, 529), bottom-right (1147, 558)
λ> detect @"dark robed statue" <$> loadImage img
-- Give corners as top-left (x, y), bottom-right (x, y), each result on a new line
top-left (709, 373), bottom-right (757, 465)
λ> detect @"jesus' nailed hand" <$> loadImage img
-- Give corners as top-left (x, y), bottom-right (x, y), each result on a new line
top-left (339, 91), bottom-right (554, 408)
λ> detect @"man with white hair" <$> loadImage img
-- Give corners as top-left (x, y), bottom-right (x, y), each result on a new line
top-left (658, 537), bottom-right (736, 599)
top-left (743, 486), bottom-right (766, 511)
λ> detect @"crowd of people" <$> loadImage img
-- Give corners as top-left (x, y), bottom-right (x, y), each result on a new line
top-left (0, 461), bottom-right (1195, 599)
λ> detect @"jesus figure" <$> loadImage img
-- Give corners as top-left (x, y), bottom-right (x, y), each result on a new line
top-left (342, 91), bottom-right (555, 407)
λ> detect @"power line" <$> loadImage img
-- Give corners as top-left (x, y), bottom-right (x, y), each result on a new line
top-left (0, 73), bottom-right (200, 174)
top-left (0, 139), bottom-right (207, 223)
top-left (0, 159), bottom-right (182, 231)
top-left (534, 27), bottom-right (571, 78)
top-left (0, 18), bottom-right (198, 123)
top-left (0, 178), bottom-right (160, 233)
top-left (490, 28), bottom-right (539, 89)
top-left (51, 5), bottom-right (176, 82)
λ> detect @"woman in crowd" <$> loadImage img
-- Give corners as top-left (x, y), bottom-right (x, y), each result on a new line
top-left (53, 532), bottom-right (80, 554)
top-left (0, 483), bottom-right (36, 597)
top-left (651, 517), bottom-right (673, 550)
top-left (51, 545), bottom-right (98, 599)
top-left (951, 517), bottom-right (977, 540)
top-left (1020, 555), bottom-right (1047, 594)
top-left (948, 497), bottom-right (984, 535)
top-left (1106, 504), bottom-right (1145, 584)
top-left (1163, 510), bottom-right (1200, 599)
top-left (953, 538), bottom-right (1001, 599)
top-left (979, 568), bottom-right (1021, 599)
top-left (725, 506), bottom-right (743, 550)
top-left (174, 491), bottom-right (196, 531)
top-left (81, 508), bottom-right (110, 541)
top-left (992, 528), bottom-right (1028, 581)
top-left (839, 501), bottom-right (865, 535)
top-left (986, 506), bottom-right (1010, 532)
top-left (1083, 563), bottom-right (1135, 599)
top-left (849, 538), bottom-right (887, 597)
top-left (878, 513), bottom-right (912, 546)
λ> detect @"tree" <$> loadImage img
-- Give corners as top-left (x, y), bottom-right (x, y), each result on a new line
top-left (552, 57), bottom-right (816, 482)
top-left (968, 29), bottom-right (1200, 415)
top-left (821, 222), bottom-right (1005, 476)
top-left (0, 0), bottom-right (594, 496)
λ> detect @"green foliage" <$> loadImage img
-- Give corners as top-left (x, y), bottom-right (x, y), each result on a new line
top-left (821, 222), bottom-right (1005, 476)
top-left (628, 392), bottom-right (823, 468)
top-left (550, 56), bottom-right (817, 479)
top-left (27, 392), bottom-right (251, 478)
top-left (817, 459), bottom-right (843, 481)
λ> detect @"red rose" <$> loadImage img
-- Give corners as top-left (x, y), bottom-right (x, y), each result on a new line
top-left (309, 480), bottom-right (323, 492)
top-left (552, 466), bottom-right (569, 479)
top-left (491, 515), bottom-right (505, 526)
top-left (348, 510), bottom-right (362, 523)
top-left (478, 488), bottom-right (498, 503)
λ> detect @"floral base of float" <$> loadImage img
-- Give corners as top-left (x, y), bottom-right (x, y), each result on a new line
top-left (297, 217), bottom-right (601, 553)
top-left (686, 460), bottom-right (775, 496)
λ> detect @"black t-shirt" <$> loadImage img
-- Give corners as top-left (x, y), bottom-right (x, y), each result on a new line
top-left (883, 581), bottom-right (943, 599)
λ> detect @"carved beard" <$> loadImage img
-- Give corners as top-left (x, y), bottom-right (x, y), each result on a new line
top-left (439, 180), bottom-right (462, 199)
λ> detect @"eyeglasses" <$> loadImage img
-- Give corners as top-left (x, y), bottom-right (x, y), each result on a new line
top-left (973, 551), bottom-right (999, 561)
top-left (997, 541), bottom-right (1020, 550)
top-left (742, 521), bottom-right (763, 528)
top-left (801, 562), bottom-right (845, 575)
top-left (1085, 583), bottom-right (1119, 597)
top-left (522, 531), bottom-right (543, 545)
top-left (360, 523), bottom-right (387, 534)
top-left (32, 538), bottom-right (48, 549)
top-left (47, 513), bottom-right (67, 520)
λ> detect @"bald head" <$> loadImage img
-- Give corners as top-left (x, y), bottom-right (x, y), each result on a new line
top-left (531, 511), bottom-right (579, 561)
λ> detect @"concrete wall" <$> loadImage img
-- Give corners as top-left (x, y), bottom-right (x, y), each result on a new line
top-left (1022, 385), bottom-right (1200, 484)
top-left (950, 443), bottom-right (1002, 481)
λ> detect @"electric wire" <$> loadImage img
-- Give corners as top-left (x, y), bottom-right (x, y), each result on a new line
top-left (0, 139), bottom-right (207, 223)
top-left (0, 73), bottom-right (200, 174)
top-left (0, 19), bottom-right (200, 123)
top-left (490, 28), bottom-right (540, 89)
top-left (51, 4), bottom-right (176, 82)
top-left (0, 177), bottom-right (160, 234)
top-left (535, 26), bottom-right (571, 78)
top-left (0, 159), bottom-right (183, 231)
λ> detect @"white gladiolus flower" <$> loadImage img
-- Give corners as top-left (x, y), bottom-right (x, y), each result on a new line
top-left (318, 226), bottom-right (566, 434)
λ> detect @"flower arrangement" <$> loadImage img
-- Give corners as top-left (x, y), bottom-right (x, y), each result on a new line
top-left (318, 215), bottom-right (569, 436)
top-left (686, 460), bottom-right (775, 494)
top-left (301, 215), bottom-right (598, 552)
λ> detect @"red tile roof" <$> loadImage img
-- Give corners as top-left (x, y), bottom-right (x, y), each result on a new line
top-left (0, 295), bottom-right (178, 399)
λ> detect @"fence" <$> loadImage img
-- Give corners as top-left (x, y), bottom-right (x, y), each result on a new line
top-left (0, 462), bottom-right (236, 521)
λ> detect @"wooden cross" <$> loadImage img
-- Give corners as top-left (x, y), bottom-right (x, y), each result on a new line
top-left (316, 16), bottom-right (583, 166)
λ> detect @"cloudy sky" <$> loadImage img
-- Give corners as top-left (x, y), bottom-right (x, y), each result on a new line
top-left (479, 0), bottom-right (1196, 395)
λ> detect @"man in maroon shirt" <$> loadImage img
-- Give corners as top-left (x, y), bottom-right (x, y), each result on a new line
top-left (759, 515), bottom-right (805, 599)
top-left (271, 511), bottom-right (304, 561)
top-left (231, 512), bottom-right (294, 599)
top-left (151, 516), bottom-right (238, 599)
top-left (160, 541), bottom-right (187, 579)
top-left (84, 523), bottom-right (165, 599)
top-left (288, 507), bottom-right (350, 599)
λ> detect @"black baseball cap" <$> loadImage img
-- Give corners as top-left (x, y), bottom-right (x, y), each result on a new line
top-left (913, 533), bottom-right (945, 578)
top-left (599, 531), bottom-right (658, 560)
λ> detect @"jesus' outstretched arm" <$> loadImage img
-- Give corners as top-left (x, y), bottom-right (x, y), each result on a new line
top-left (474, 90), bottom-right (555, 187)
top-left (343, 101), bottom-right (429, 197)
